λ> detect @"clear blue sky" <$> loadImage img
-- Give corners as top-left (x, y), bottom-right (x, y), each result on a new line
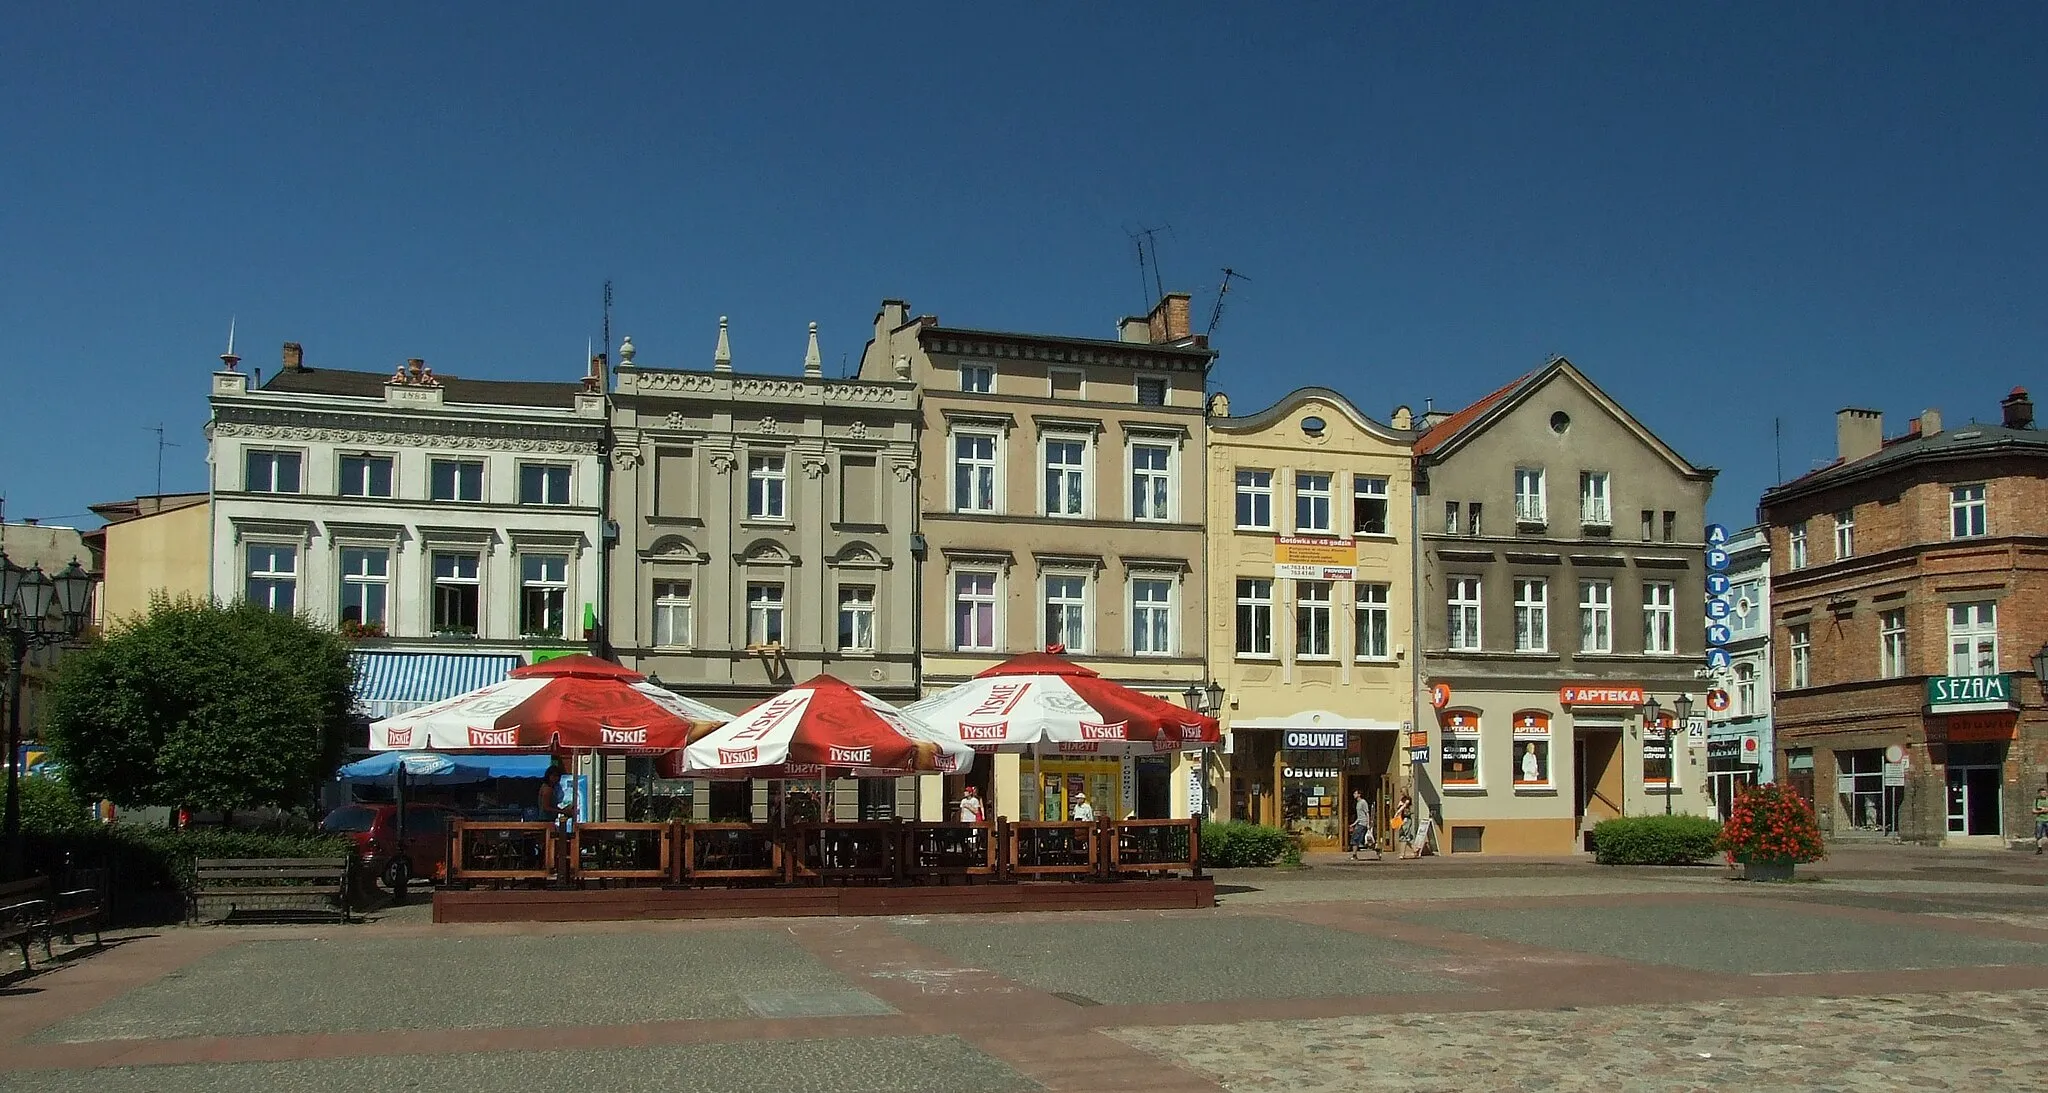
top-left (5, 3), bottom-right (2044, 531)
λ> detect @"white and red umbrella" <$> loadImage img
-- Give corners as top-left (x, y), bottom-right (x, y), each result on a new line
top-left (370, 654), bottom-right (729, 752)
top-left (676, 674), bottom-right (973, 777)
top-left (902, 651), bottom-right (1221, 756)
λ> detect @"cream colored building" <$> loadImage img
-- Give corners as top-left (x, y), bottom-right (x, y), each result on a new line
top-left (858, 294), bottom-right (1217, 822)
top-left (85, 493), bottom-right (211, 626)
top-left (1204, 389), bottom-right (1419, 847)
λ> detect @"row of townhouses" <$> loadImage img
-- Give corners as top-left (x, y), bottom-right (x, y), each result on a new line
top-left (86, 291), bottom-right (2043, 853)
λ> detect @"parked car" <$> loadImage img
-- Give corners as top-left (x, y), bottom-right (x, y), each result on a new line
top-left (320, 803), bottom-right (461, 891)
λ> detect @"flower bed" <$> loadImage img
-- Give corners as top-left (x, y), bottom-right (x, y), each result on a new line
top-left (1717, 782), bottom-right (1825, 872)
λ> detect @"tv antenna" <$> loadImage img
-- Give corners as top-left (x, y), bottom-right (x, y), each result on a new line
top-left (148, 423), bottom-right (179, 497)
top-left (1207, 267), bottom-right (1250, 337)
top-left (1125, 224), bottom-right (1173, 306)
top-left (601, 280), bottom-right (614, 362)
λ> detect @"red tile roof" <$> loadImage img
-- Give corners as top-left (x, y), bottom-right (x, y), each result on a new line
top-left (1414, 372), bottom-right (1534, 454)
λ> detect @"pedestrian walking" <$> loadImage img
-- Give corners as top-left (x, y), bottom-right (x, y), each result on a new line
top-left (1350, 789), bottom-right (1380, 861)
top-left (1391, 794), bottom-right (1412, 858)
top-left (2033, 785), bottom-right (2048, 854)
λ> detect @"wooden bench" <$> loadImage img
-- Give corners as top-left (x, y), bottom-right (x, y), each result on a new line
top-left (1, 875), bottom-right (105, 974)
top-left (192, 858), bottom-right (352, 924)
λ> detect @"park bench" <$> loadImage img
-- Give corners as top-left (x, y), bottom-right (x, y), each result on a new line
top-left (0, 874), bottom-right (106, 974)
top-left (191, 857), bottom-right (352, 924)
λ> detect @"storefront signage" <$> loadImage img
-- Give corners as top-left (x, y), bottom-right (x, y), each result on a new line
top-left (1429, 682), bottom-right (1452, 709)
top-left (1740, 733), bottom-right (1761, 765)
top-left (1925, 675), bottom-right (2015, 712)
top-left (1274, 535), bottom-right (1357, 580)
top-left (1408, 730), bottom-right (1428, 750)
top-left (1409, 746), bottom-right (1430, 764)
top-left (1881, 761), bottom-right (1906, 787)
top-left (1707, 738), bottom-right (1741, 761)
top-left (1283, 730), bottom-right (1348, 750)
top-left (1439, 739), bottom-right (1478, 763)
top-left (1941, 712), bottom-right (2019, 742)
top-left (1559, 684), bottom-right (1645, 706)
top-left (1281, 764), bottom-right (1342, 780)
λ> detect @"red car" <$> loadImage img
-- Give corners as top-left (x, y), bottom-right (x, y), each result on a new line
top-left (320, 803), bottom-right (460, 891)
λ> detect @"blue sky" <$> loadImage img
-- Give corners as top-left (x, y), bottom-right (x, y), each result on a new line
top-left (5, 3), bottom-right (2044, 531)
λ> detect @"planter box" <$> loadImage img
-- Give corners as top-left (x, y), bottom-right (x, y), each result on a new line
top-left (1743, 860), bottom-right (1796, 881)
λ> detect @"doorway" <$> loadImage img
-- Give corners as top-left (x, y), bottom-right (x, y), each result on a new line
top-left (1573, 730), bottom-right (1623, 832)
top-left (1946, 766), bottom-right (2003, 836)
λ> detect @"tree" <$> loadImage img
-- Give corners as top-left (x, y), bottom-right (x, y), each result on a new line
top-left (20, 773), bottom-right (87, 832)
top-left (43, 596), bottom-right (354, 814)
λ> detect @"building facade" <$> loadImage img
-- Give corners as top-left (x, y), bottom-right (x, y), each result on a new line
top-left (1703, 524), bottom-right (1773, 820)
top-left (208, 342), bottom-right (605, 736)
top-left (1203, 388), bottom-right (1418, 847)
top-left (84, 493), bottom-right (211, 627)
top-left (1759, 389), bottom-right (2048, 847)
top-left (859, 295), bottom-right (1216, 822)
top-left (1415, 358), bottom-right (1717, 854)
top-left (605, 322), bottom-right (922, 823)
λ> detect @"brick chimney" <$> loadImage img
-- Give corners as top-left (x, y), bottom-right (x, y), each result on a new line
top-left (1144, 292), bottom-right (1192, 344)
top-left (1836, 408), bottom-right (1883, 463)
top-left (2003, 387), bottom-right (2034, 429)
top-left (281, 342), bottom-right (305, 373)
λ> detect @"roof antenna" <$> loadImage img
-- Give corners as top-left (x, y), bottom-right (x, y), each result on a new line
top-left (601, 280), bottom-right (613, 366)
top-left (1206, 267), bottom-right (1250, 337)
top-left (1124, 224), bottom-right (1173, 307)
top-left (148, 423), bottom-right (179, 498)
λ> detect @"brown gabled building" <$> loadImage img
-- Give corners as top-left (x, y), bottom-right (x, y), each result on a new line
top-left (1758, 388), bottom-right (2048, 847)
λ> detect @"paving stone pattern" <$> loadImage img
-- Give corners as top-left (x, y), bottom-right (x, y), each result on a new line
top-left (35, 929), bottom-right (883, 1042)
top-left (1110, 989), bottom-right (2048, 1093)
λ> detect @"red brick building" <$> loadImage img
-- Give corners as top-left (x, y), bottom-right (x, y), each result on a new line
top-left (1759, 388), bottom-right (2048, 847)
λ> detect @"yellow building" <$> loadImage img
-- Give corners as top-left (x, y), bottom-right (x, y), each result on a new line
top-left (1204, 389), bottom-right (1419, 848)
top-left (85, 493), bottom-right (211, 626)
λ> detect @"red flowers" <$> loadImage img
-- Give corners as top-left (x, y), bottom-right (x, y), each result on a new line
top-left (1717, 782), bottom-right (1826, 866)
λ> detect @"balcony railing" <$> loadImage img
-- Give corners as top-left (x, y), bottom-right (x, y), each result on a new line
top-left (1514, 496), bottom-right (1546, 525)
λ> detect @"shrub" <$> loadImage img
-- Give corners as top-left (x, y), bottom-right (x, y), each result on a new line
top-left (1199, 821), bottom-right (1291, 868)
top-left (1591, 814), bottom-right (1723, 865)
top-left (20, 774), bottom-right (90, 832)
top-left (1717, 782), bottom-right (1826, 866)
top-left (21, 826), bottom-right (353, 925)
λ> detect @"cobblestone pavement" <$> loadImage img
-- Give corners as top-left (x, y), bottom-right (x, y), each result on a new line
top-left (6, 843), bottom-right (2048, 1092)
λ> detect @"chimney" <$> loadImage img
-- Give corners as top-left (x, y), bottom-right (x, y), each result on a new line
top-left (281, 342), bottom-right (305, 373)
top-left (2003, 387), bottom-right (2034, 429)
top-left (876, 299), bottom-right (909, 332)
top-left (1918, 408), bottom-right (1942, 436)
top-left (1836, 407), bottom-right (1884, 463)
top-left (1143, 292), bottom-right (1192, 344)
top-left (1117, 316), bottom-right (1150, 343)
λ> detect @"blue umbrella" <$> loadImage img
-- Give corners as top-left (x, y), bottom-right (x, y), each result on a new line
top-left (337, 751), bottom-right (552, 785)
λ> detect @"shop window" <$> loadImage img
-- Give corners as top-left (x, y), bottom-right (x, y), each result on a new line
top-left (1280, 751), bottom-right (1344, 845)
top-left (1511, 710), bottom-right (1551, 790)
top-left (1440, 709), bottom-right (1480, 788)
top-left (1837, 748), bottom-right (1897, 834)
top-left (1642, 715), bottom-right (1675, 790)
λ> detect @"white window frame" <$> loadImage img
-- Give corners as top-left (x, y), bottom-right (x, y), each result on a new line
top-left (1514, 466), bottom-right (1546, 523)
top-left (1787, 523), bottom-right (1808, 569)
top-left (1042, 571), bottom-right (1090, 653)
top-left (959, 363), bottom-right (994, 394)
top-left (1579, 471), bottom-right (1610, 527)
top-left (518, 462), bottom-right (573, 506)
top-left (1950, 484), bottom-right (1987, 539)
top-left (244, 449), bottom-right (303, 494)
top-left (1042, 434), bottom-right (1090, 519)
top-left (1447, 576), bottom-right (1481, 652)
top-left (953, 569), bottom-right (999, 652)
top-left (430, 458), bottom-right (485, 503)
top-left (338, 454), bottom-right (394, 499)
top-left (1130, 441), bottom-right (1174, 522)
top-left (1947, 601), bottom-right (1998, 676)
top-left (1735, 663), bottom-right (1757, 716)
top-left (1295, 580), bottom-right (1334, 659)
top-left (1354, 582), bottom-right (1390, 660)
top-left (747, 453), bottom-right (788, 521)
top-left (245, 542), bottom-right (297, 613)
top-left (1353, 475), bottom-right (1390, 536)
top-left (1513, 578), bottom-right (1548, 653)
top-left (1235, 470), bottom-right (1273, 530)
top-left (431, 552), bottom-right (482, 635)
top-left (746, 581), bottom-right (786, 647)
top-left (1643, 581), bottom-right (1676, 654)
top-left (338, 546), bottom-right (389, 630)
top-left (1131, 575), bottom-right (1174, 657)
top-left (1834, 509), bottom-right (1855, 559)
top-left (653, 580), bottom-right (693, 648)
top-left (1444, 500), bottom-right (1461, 536)
top-left (951, 429), bottom-right (1001, 514)
top-left (1294, 472), bottom-right (1333, 534)
top-left (1789, 624), bottom-right (1811, 688)
top-left (519, 554), bottom-right (570, 638)
top-left (1235, 577), bottom-right (1273, 657)
top-left (1879, 608), bottom-right (1906, 678)
top-left (838, 584), bottom-right (876, 653)
top-left (1579, 580), bottom-right (1612, 653)
top-left (1047, 367), bottom-right (1084, 399)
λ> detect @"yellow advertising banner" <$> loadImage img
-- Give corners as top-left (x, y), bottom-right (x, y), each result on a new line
top-left (1273, 535), bottom-right (1357, 580)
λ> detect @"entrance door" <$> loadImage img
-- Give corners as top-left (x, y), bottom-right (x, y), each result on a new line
top-left (1574, 731), bottom-right (1622, 828)
top-left (1947, 766), bottom-right (2003, 836)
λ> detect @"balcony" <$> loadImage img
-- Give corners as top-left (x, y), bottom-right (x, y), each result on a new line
top-left (1581, 501), bottom-right (1611, 529)
top-left (1514, 496), bottom-right (1546, 528)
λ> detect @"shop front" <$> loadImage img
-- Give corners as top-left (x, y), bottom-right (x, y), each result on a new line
top-left (1704, 736), bottom-right (1761, 822)
top-left (1927, 674), bottom-right (2022, 843)
top-left (1226, 719), bottom-right (1401, 849)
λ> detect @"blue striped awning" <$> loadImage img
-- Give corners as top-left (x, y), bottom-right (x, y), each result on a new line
top-left (354, 652), bottom-right (522, 721)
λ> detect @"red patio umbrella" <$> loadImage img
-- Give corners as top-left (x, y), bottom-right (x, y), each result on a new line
top-left (370, 654), bottom-right (729, 752)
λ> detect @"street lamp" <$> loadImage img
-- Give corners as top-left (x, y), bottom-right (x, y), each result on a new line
top-left (1671, 693), bottom-right (1695, 818)
top-left (2033, 643), bottom-right (2048, 696)
top-left (2, 553), bottom-right (94, 879)
top-left (1182, 680), bottom-right (1225, 715)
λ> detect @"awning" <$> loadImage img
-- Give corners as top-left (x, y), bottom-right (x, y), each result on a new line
top-left (337, 751), bottom-right (552, 784)
top-left (354, 652), bottom-right (522, 721)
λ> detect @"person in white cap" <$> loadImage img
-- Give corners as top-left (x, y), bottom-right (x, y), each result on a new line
top-left (1071, 792), bottom-right (1096, 822)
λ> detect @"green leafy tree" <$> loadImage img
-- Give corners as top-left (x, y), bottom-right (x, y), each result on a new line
top-left (43, 596), bottom-right (354, 814)
top-left (21, 773), bottom-right (88, 832)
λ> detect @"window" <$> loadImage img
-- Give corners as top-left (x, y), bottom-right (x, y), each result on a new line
top-left (1049, 369), bottom-right (1082, 398)
top-left (1355, 583), bottom-right (1390, 659)
top-left (1447, 576), bottom-right (1481, 652)
top-left (1789, 625), bottom-right (1811, 688)
top-left (1662, 511), bottom-right (1676, 543)
top-left (1513, 467), bottom-right (1545, 523)
top-left (1579, 580), bottom-right (1612, 653)
top-left (1235, 470), bottom-right (1273, 529)
top-left (746, 582), bottom-right (786, 646)
top-left (1296, 581), bottom-right (1333, 658)
top-left (1444, 501), bottom-right (1461, 536)
top-left (1466, 502), bottom-right (1482, 537)
top-left (430, 459), bottom-right (484, 502)
top-left (1131, 444), bottom-right (1172, 521)
top-left (955, 571), bottom-right (997, 651)
top-left (953, 433), bottom-right (997, 513)
top-left (653, 581), bottom-right (693, 647)
top-left (1131, 578), bottom-right (1173, 656)
top-left (1353, 476), bottom-right (1389, 535)
top-left (1044, 437), bottom-right (1087, 517)
top-left (655, 446), bottom-right (697, 518)
top-left (747, 454), bottom-right (787, 519)
top-left (1440, 710), bottom-right (1480, 787)
top-left (338, 547), bottom-right (388, 629)
top-left (1947, 602), bottom-right (1998, 676)
top-left (1235, 578), bottom-right (1273, 656)
top-left (339, 455), bottom-right (393, 498)
top-left (1950, 484), bottom-right (1987, 538)
top-left (838, 586), bottom-right (875, 652)
top-left (1295, 472), bottom-right (1332, 533)
top-left (1044, 575), bottom-right (1088, 652)
top-left (1135, 376), bottom-right (1168, 406)
top-left (1640, 509), bottom-right (1654, 541)
top-left (518, 464), bottom-right (572, 506)
top-left (245, 544), bottom-right (296, 612)
top-left (1643, 716), bottom-right (1675, 789)
top-left (520, 555), bottom-right (569, 637)
top-left (1879, 609), bottom-right (1906, 677)
top-left (1513, 578), bottom-right (1548, 652)
top-left (1579, 472), bottom-right (1610, 526)
top-left (432, 553), bottom-right (480, 635)
top-left (960, 364), bottom-right (993, 393)
top-left (838, 455), bottom-right (878, 524)
top-left (1643, 582), bottom-right (1676, 654)
top-left (245, 450), bottom-right (302, 494)
top-left (1735, 663), bottom-right (1757, 717)
top-left (1787, 523), bottom-right (1808, 569)
top-left (1512, 712), bottom-right (1551, 789)
top-left (1834, 510), bottom-right (1855, 558)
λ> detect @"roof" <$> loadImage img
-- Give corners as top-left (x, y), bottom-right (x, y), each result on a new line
top-left (1213, 386), bottom-right (1413, 442)
top-left (258, 368), bottom-right (584, 408)
top-left (1413, 372), bottom-right (1534, 454)
top-left (918, 323), bottom-right (1217, 363)
top-left (1413, 358), bottom-right (1713, 480)
top-left (1760, 422), bottom-right (2048, 507)
top-left (88, 493), bottom-right (208, 525)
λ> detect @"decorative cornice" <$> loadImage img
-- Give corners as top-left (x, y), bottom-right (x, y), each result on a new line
top-left (212, 411), bottom-right (596, 455)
